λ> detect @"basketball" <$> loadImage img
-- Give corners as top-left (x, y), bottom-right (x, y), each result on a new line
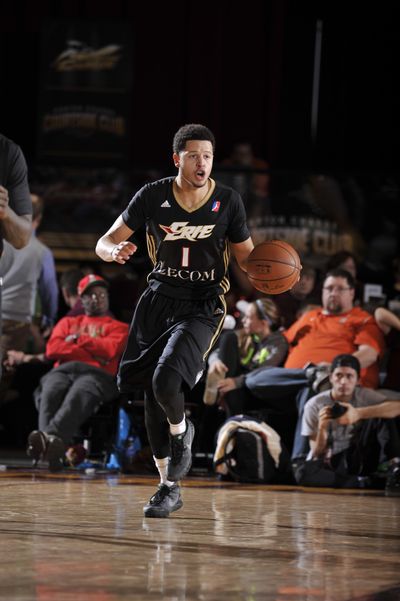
top-left (246, 240), bottom-right (302, 295)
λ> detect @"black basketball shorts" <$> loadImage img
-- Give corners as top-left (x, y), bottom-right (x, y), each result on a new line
top-left (117, 286), bottom-right (226, 393)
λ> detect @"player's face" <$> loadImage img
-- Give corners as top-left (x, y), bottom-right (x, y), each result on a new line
top-left (329, 366), bottom-right (359, 399)
top-left (322, 276), bottom-right (354, 314)
top-left (81, 285), bottom-right (109, 316)
top-left (173, 140), bottom-right (214, 188)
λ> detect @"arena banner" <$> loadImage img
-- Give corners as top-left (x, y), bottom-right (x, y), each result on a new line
top-left (36, 20), bottom-right (132, 165)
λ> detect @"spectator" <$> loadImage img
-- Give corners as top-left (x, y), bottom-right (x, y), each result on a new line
top-left (217, 268), bottom-right (385, 459)
top-left (203, 298), bottom-right (288, 408)
top-left (295, 354), bottom-right (400, 495)
top-left (0, 194), bottom-right (58, 357)
top-left (26, 274), bottom-right (129, 471)
top-left (284, 268), bottom-right (384, 387)
top-left (0, 133), bottom-right (32, 377)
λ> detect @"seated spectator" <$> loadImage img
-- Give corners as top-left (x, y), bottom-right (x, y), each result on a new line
top-left (0, 194), bottom-right (58, 405)
top-left (374, 306), bottom-right (400, 391)
top-left (214, 268), bottom-right (385, 459)
top-left (295, 354), bottom-right (400, 495)
top-left (0, 193), bottom-right (58, 357)
top-left (0, 268), bottom-right (85, 438)
top-left (273, 263), bottom-right (320, 328)
top-left (26, 274), bottom-right (129, 471)
top-left (203, 298), bottom-right (288, 408)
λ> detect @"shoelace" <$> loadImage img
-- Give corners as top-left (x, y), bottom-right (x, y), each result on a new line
top-left (170, 435), bottom-right (184, 464)
top-left (151, 485), bottom-right (172, 504)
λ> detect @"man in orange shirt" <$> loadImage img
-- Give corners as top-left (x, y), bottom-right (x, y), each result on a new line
top-left (219, 268), bottom-right (385, 459)
top-left (284, 268), bottom-right (384, 389)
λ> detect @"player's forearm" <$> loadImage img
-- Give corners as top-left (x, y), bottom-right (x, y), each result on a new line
top-left (1, 211), bottom-right (31, 248)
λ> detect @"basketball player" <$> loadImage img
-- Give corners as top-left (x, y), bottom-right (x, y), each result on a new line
top-left (96, 124), bottom-right (254, 517)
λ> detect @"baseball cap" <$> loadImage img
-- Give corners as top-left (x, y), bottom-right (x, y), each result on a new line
top-left (331, 354), bottom-right (361, 376)
top-left (77, 274), bottom-right (109, 297)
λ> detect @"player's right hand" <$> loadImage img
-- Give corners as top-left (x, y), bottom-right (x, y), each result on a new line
top-left (111, 241), bottom-right (137, 264)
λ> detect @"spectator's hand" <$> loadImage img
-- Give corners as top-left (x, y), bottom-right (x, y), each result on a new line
top-left (337, 403), bottom-right (358, 425)
top-left (65, 334), bottom-right (79, 343)
top-left (317, 406), bottom-right (333, 431)
top-left (218, 377), bottom-right (237, 395)
top-left (209, 359), bottom-right (228, 377)
top-left (0, 186), bottom-right (10, 220)
top-left (111, 241), bottom-right (137, 264)
top-left (3, 350), bottom-right (26, 371)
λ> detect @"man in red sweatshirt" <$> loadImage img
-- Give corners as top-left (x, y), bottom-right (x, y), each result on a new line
top-left (27, 274), bottom-right (129, 471)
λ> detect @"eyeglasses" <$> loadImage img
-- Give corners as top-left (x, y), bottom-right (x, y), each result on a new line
top-left (322, 286), bottom-right (351, 293)
top-left (83, 291), bottom-right (107, 300)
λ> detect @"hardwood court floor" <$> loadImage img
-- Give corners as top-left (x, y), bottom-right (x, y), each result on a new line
top-left (0, 467), bottom-right (399, 601)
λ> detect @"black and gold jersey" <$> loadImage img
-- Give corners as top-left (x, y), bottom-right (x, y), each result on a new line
top-left (122, 176), bottom-right (250, 299)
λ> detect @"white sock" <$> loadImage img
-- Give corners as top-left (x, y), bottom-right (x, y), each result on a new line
top-left (153, 456), bottom-right (175, 487)
top-left (168, 416), bottom-right (186, 436)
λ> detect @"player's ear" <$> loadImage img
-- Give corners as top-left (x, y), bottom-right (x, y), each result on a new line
top-left (173, 152), bottom-right (180, 168)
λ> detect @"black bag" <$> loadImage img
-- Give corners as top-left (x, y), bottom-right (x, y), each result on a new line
top-left (214, 415), bottom-right (292, 484)
top-left (224, 427), bottom-right (277, 483)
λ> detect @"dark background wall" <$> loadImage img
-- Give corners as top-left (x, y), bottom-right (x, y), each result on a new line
top-left (0, 0), bottom-right (398, 172)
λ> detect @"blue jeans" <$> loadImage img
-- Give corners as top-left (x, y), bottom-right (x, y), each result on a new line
top-left (244, 367), bottom-right (312, 459)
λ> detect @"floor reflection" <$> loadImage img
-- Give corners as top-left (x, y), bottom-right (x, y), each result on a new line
top-left (0, 473), bottom-right (399, 601)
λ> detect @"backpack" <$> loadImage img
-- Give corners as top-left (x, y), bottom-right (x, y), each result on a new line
top-left (213, 414), bottom-right (291, 484)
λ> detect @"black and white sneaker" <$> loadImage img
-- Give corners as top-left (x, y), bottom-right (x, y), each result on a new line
top-left (26, 430), bottom-right (64, 472)
top-left (143, 484), bottom-right (183, 518)
top-left (167, 419), bottom-right (195, 481)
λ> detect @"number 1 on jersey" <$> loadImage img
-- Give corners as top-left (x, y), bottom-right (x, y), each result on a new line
top-left (181, 247), bottom-right (189, 267)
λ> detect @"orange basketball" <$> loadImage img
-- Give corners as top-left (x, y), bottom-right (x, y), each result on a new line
top-left (246, 240), bottom-right (302, 295)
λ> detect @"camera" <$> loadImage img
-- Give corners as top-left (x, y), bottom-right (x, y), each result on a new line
top-left (330, 402), bottom-right (348, 419)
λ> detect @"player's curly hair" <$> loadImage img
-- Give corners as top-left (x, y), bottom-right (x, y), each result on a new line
top-left (173, 124), bottom-right (216, 154)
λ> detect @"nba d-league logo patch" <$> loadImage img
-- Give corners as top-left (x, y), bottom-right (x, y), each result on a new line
top-left (211, 200), bottom-right (220, 212)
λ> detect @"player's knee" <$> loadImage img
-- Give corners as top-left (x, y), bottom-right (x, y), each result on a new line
top-left (152, 364), bottom-right (182, 411)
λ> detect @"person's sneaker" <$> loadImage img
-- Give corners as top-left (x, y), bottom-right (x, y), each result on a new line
top-left (385, 464), bottom-right (400, 497)
top-left (203, 370), bottom-right (223, 406)
top-left (143, 484), bottom-right (183, 518)
top-left (27, 430), bottom-right (48, 466)
top-left (167, 419), bottom-right (195, 481)
top-left (47, 435), bottom-right (65, 473)
top-left (305, 364), bottom-right (331, 393)
top-left (312, 367), bottom-right (331, 393)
